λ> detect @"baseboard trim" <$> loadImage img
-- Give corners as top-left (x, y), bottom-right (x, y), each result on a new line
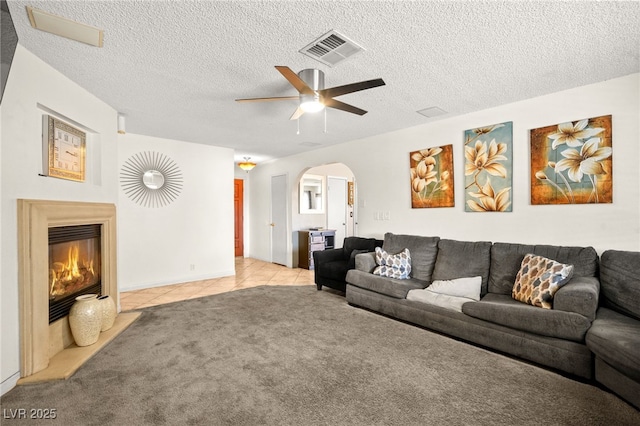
top-left (1, 371), bottom-right (20, 396)
top-left (120, 270), bottom-right (236, 292)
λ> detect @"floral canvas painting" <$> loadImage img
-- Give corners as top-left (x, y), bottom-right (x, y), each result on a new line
top-left (410, 144), bottom-right (454, 208)
top-left (464, 121), bottom-right (513, 212)
top-left (531, 115), bottom-right (612, 205)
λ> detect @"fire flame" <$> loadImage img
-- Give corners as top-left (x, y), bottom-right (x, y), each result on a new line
top-left (68, 244), bottom-right (80, 278)
top-left (50, 243), bottom-right (96, 297)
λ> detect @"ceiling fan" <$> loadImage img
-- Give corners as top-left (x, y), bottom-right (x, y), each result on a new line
top-left (235, 66), bottom-right (385, 120)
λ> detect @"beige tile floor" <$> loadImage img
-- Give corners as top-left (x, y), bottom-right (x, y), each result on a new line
top-left (120, 257), bottom-right (315, 311)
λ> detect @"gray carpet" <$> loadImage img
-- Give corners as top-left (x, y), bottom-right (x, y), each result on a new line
top-left (2, 285), bottom-right (639, 425)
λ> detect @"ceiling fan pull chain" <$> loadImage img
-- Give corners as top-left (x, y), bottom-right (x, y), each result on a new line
top-left (324, 108), bottom-right (327, 133)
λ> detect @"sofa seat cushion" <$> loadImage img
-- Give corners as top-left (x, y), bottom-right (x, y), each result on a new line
top-left (462, 293), bottom-right (591, 342)
top-left (346, 269), bottom-right (426, 299)
top-left (586, 307), bottom-right (640, 382)
top-left (407, 288), bottom-right (476, 312)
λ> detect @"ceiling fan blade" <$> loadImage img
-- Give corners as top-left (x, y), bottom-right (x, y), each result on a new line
top-left (235, 96), bottom-right (299, 103)
top-left (324, 98), bottom-right (367, 116)
top-left (319, 78), bottom-right (385, 99)
top-left (275, 66), bottom-right (314, 95)
top-left (289, 106), bottom-right (305, 121)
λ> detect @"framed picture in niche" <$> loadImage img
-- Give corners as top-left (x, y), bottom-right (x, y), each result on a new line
top-left (42, 115), bottom-right (86, 182)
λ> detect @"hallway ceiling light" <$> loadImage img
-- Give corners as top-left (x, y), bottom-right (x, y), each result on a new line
top-left (238, 157), bottom-right (256, 172)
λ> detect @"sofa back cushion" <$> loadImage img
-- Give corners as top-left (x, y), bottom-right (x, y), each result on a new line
top-left (489, 243), bottom-right (598, 295)
top-left (600, 250), bottom-right (640, 321)
top-left (343, 237), bottom-right (380, 257)
top-left (382, 233), bottom-right (439, 282)
top-left (432, 239), bottom-right (492, 296)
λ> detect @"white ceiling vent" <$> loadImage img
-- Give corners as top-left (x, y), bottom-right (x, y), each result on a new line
top-left (299, 30), bottom-right (364, 67)
top-left (26, 6), bottom-right (103, 47)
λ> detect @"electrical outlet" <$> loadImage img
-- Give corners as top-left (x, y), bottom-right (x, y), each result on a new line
top-left (189, 264), bottom-right (195, 271)
top-left (383, 211), bottom-right (390, 220)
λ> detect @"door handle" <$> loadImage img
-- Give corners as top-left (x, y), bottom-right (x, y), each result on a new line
top-left (270, 223), bottom-right (275, 227)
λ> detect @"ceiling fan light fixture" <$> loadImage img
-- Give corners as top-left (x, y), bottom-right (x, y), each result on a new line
top-left (299, 94), bottom-right (325, 113)
top-left (238, 157), bottom-right (256, 172)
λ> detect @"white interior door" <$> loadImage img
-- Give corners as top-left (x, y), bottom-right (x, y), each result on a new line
top-left (270, 174), bottom-right (288, 266)
top-left (327, 177), bottom-right (347, 249)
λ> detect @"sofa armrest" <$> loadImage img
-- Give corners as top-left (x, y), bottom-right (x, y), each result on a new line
top-left (355, 252), bottom-right (377, 273)
top-left (554, 276), bottom-right (600, 321)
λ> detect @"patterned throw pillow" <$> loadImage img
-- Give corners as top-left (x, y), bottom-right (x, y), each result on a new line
top-left (373, 247), bottom-right (411, 279)
top-left (512, 254), bottom-right (574, 309)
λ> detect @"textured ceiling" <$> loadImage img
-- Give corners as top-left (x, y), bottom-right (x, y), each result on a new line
top-left (6, 1), bottom-right (640, 163)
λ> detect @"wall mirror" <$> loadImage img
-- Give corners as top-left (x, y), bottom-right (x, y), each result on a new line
top-left (299, 174), bottom-right (325, 214)
top-left (120, 151), bottom-right (183, 208)
top-left (143, 170), bottom-right (165, 189)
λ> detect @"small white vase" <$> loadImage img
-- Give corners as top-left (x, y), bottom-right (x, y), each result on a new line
top-left (68, 294), bottom-right (101, 347)
top-left (97, 295), bottom-right (117, 332)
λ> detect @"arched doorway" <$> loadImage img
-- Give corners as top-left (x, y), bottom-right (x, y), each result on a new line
top-left (295, 162), bottom-right (356, 251)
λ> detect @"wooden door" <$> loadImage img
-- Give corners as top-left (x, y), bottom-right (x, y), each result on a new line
top-left (234, 179), bottom-right (244, 257)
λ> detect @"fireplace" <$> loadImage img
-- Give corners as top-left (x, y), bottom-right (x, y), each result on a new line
top-left (48, 224), bottom-right (102, 323)
top-left (17, 199), bottom-right (119, 378)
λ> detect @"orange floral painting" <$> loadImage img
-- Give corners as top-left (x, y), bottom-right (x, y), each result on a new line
top-left (410, 144), bottom-right (454, 208)
top-left (530, 115), bottom-right (612, 205)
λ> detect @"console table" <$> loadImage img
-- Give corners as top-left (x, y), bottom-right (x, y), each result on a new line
top-left (298, 229), bottom-right (335, 270)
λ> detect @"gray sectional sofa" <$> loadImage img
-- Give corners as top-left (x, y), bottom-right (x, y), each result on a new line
top-left (345, 233), bottom-right (639, 409)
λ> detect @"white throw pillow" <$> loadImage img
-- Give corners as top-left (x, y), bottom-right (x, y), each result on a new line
top-left (406, 276), bottom-right (482, 312)
top-left (427, 276), bottom-right (482, 301)
top-left (406, 290), bottom-right (471, 312)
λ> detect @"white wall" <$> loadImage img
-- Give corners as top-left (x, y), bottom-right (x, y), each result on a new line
top-left (247, 74), bottom-right (640, 266)
top-left (118, 134), bottom-right (235, 290)
top-left (0, 45), bottom-right (119, 391)
top-left (0, 46), bottom-right (237, 395)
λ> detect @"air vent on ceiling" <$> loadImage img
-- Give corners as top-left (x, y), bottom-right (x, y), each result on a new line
top-left (299, 30), bottom-right (364, 67)
top-left (26, 6), bottom-right (103, 47)
top-left (417, 107), bottom-right (448, 118)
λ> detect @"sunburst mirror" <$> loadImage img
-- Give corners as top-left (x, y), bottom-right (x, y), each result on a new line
top-left (120, 151), bottom-right (183, 207)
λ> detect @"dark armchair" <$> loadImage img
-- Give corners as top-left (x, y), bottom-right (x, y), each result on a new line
top-left (313, 236), bottom-right (383, 293)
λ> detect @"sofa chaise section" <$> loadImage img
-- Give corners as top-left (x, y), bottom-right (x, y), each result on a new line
top-left (586, 249), bottom-right (640, 410)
